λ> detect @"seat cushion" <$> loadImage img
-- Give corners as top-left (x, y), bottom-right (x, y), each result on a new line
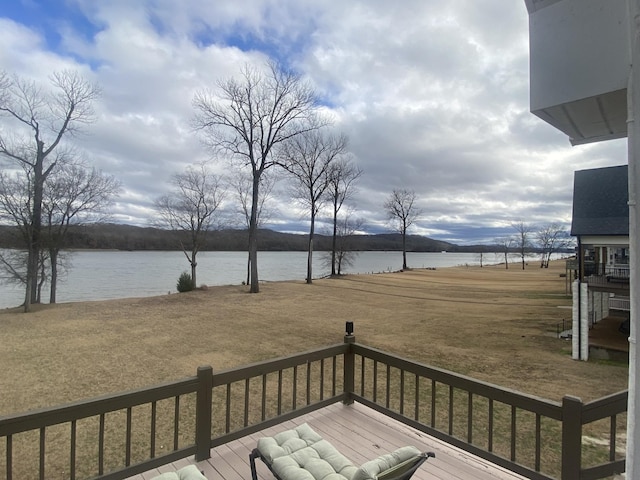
top-left (351, 446), bottom-right (422, 480)
top-left (151, 465), bottom-right (207, 480)
top-left (258, 423), bottom-right (324, 462)
top-left (271, 440), bottom-right (357, 480)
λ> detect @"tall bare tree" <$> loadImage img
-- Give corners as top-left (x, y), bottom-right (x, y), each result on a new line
top-left (384, 189), bottom-right (422, 270)
top-left (155, 162), bottom-right (225, 288)
top-left (326, 156), bottom-right (362, 276)
top-left (494, 236), bottom-right (512, 269)
top-left (511, 221), bottom-right (533, 270)
top-left (192, 62), bottom-right (322, 293)
top-left (0, 70), bottom-right (99, 311)
top-left (278, 130), bottom-right (347, 283)
top-left (536, 223), bottom-right (570, 268)
top-left (42, 162), bottom-right (120, 303)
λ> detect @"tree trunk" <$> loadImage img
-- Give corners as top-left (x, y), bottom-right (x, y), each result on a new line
top-left (49, 248), bottom-right (58, 304)
top-left (402, 223), bottom-right (408, 270)
top-left (306, 210), bottom-right (315, 284)
top-left (331, 201), bottom-right (338, 276)
top-left (191, 252), bottom-right (197, 288)
top-left (249, 175), bottom-right (260, 293)
top-left (25, 151), bottom-right (46, 312)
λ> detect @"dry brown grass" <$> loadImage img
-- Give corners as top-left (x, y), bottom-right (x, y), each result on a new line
top-left (0, 260), bottom-right (628, 420)
top-left (0, 260), bottom-right (631, 479)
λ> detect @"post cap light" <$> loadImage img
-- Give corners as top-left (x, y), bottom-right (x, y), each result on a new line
top-left (345, 321), bottom-right (354, 336)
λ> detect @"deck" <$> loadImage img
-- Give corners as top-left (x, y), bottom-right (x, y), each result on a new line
top-left (128, 402), bottom-right (525, 480)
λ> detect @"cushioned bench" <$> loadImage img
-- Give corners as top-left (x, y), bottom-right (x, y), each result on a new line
top-left (249, 423), bottom-right (434, 480)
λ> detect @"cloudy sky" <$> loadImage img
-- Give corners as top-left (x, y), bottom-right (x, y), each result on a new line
top-left (0, 0), bottom-right (627, 245)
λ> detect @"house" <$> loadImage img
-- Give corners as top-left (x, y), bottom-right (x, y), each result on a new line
top-left (570, 164), bottom-right (629, 360)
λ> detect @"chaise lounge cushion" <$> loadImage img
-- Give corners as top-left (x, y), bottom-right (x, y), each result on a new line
top-left (258, 423), bottom-right (325, 463)
top-left (151, 465), bottom-right (207, 480)
top-left (271, 439), bottom-right (358, 480)
top-left (351, 446), bottom-right (422, 480)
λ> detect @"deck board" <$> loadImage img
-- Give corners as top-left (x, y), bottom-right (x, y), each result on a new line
top-left (129, 402), bottom-right (527, 480)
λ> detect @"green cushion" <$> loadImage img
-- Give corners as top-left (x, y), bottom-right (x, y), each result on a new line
top-left (272, 440), bottom-right (358, 480)
top-left (258, 423), bottom-right (324, 462)
top-left (151, 465), bottom-right (207, 480)
top-left (351, 446), bottom-right (421, 480)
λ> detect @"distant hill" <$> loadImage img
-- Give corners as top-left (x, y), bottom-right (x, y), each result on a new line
top-left (0, 223), bottom-right (488, 252)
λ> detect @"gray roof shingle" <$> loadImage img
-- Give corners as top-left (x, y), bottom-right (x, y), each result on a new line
top-left (571, 165), bottom-right (628, 236)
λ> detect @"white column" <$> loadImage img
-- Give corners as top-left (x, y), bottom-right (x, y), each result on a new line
top-left (580, 282), bottom-right (589, 361)
top-left (626, 0), bottom-right (640, 476)
top-left (572, 279), bottom-right (580, 360)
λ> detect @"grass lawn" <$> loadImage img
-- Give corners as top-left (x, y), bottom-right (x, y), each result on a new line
top-left (0, 259), bottom-right (628, 418)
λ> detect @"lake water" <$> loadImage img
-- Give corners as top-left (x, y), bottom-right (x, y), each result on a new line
top-left (0, 250), bottom-right (523, 309)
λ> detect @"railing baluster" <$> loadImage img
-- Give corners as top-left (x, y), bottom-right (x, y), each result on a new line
top-left (174, 396), bottom-right (180, 450)
top-left (244, 378), bottom-right (250, 427)
top-left (292, 365), bottom-right (298, 410)
top-left (306, 362), bottom-right (311, 406)
top-left (414, 374), bottom-right (420, 421)
top-left (535, 413), bottom-right (541, 471)
top-left (126, 407), bottom-right (132, 466)
top-left (467, 392), bottom-right (473, 443)
top-left (278, 370), bottom-right (283, 414)
top-left (39, 426), bottom-right (45, 480)
top-left (225, 384), bottom-right (231, 433)
top-left (6, 434), bottom-right (12, 480)
top-left (360, 356), bottom-right (365, 396)
top-left (320, 360), bottom-right (325, 401)
top-left (488, 398), bottom-right (494, 452)
top-left (70, 420), bottom-right (76, 480)
top-left (610, 415), bottom-right (617, 461)
top-left (332, 356), bottom-right (337, 397)
top-left (262, 375), bottom-right (267, 421)
top-left (448, 386), bottom-right (454, 435)
top-left (400, 370), bottom-right (405, 415)
top-left (150, 403), bottom-right (156, 458)
top-left (386, 364), bottom-right (391, 408)
top-left (373, 360), bottom-right (378, 403)
top-left (99, 414), bottom-right (105, 474)
top-left (510, 406), bottom-right (516, 462)
top-left (431, 380), bottom-right (436, 428)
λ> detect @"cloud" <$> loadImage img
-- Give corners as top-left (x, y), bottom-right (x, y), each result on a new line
top-left (0, 1), bottom-right (628, 244)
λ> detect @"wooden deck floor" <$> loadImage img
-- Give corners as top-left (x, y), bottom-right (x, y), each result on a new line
top-left (128, 402), bottom-right (526, 480)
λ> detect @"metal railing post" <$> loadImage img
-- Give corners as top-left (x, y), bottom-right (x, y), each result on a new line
top-left (195, 365), bottom-right (213, 461)
top-left (343, 322), bottom-right (355, 405)
top-left (561, 395), bottom-right (583, 479)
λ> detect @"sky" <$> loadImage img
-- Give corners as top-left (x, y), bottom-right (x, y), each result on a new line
top-left (0, 0), bottom-right (628, 245)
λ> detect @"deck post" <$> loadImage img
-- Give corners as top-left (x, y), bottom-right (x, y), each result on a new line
top-left (195, 365), bottom-right (213, 461)
top-left (343, 323), bottom-right (355, 405)
top-left (561, 395), bottom-right (583, 479)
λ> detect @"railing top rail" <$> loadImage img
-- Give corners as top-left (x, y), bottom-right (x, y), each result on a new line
top-left (353, 343), bottom-right (563, 419)
top-left (582, 390), bottom-right (629, 424)
top-left (0, 376), bottom-right (199, 437)
top-left (213, 343), bottom-right (348, 387)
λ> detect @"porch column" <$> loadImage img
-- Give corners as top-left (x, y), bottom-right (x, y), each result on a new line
top-left (626, 0), bottom-right (640, 476)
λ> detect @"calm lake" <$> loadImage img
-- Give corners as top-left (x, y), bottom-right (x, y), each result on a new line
top-left (0, 250), bottom-right (516, 309)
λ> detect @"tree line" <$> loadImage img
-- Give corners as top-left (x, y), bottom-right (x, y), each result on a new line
top-left (0, 64), bottom-right (572, 311)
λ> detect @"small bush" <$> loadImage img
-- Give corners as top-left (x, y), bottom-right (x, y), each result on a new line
top-left (176, 271), bottom-right (194, 292)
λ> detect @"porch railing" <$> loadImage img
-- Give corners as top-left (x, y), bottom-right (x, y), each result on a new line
top-left (0, 329), bottom-right (627, 480)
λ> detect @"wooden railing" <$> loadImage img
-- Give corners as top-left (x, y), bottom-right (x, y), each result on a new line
top-left (0, 331), bottom-right (627, 480)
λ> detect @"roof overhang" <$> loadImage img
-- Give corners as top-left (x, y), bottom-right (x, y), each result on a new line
top-left (525, 0), bottom-right (630, 145)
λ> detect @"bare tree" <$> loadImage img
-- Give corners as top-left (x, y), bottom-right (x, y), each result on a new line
top-left (155, 162), bottom-right (225, 288)
top-left (0, 70), bottom-right (99, 311)
top-left (384, 189), bottom-right (422, 270)
top-left (326, 156), bottom-right (362, 276)
top-left (494, 236), bottom-right (512, 269)
top-left (228, 171), bottom-right (277, 285)
top-left (536, 223), bottom-right (570, 268)
top-left (278, 130), bottom-right (347, 283)
top-left (328, 210), bottom-right (364, 275)
top-left (511, 221), bottom-right (533, 270)
top-left (41, 162), bottom-right (121, 303)
top-left (193, 62), bottom-right (323, 293)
